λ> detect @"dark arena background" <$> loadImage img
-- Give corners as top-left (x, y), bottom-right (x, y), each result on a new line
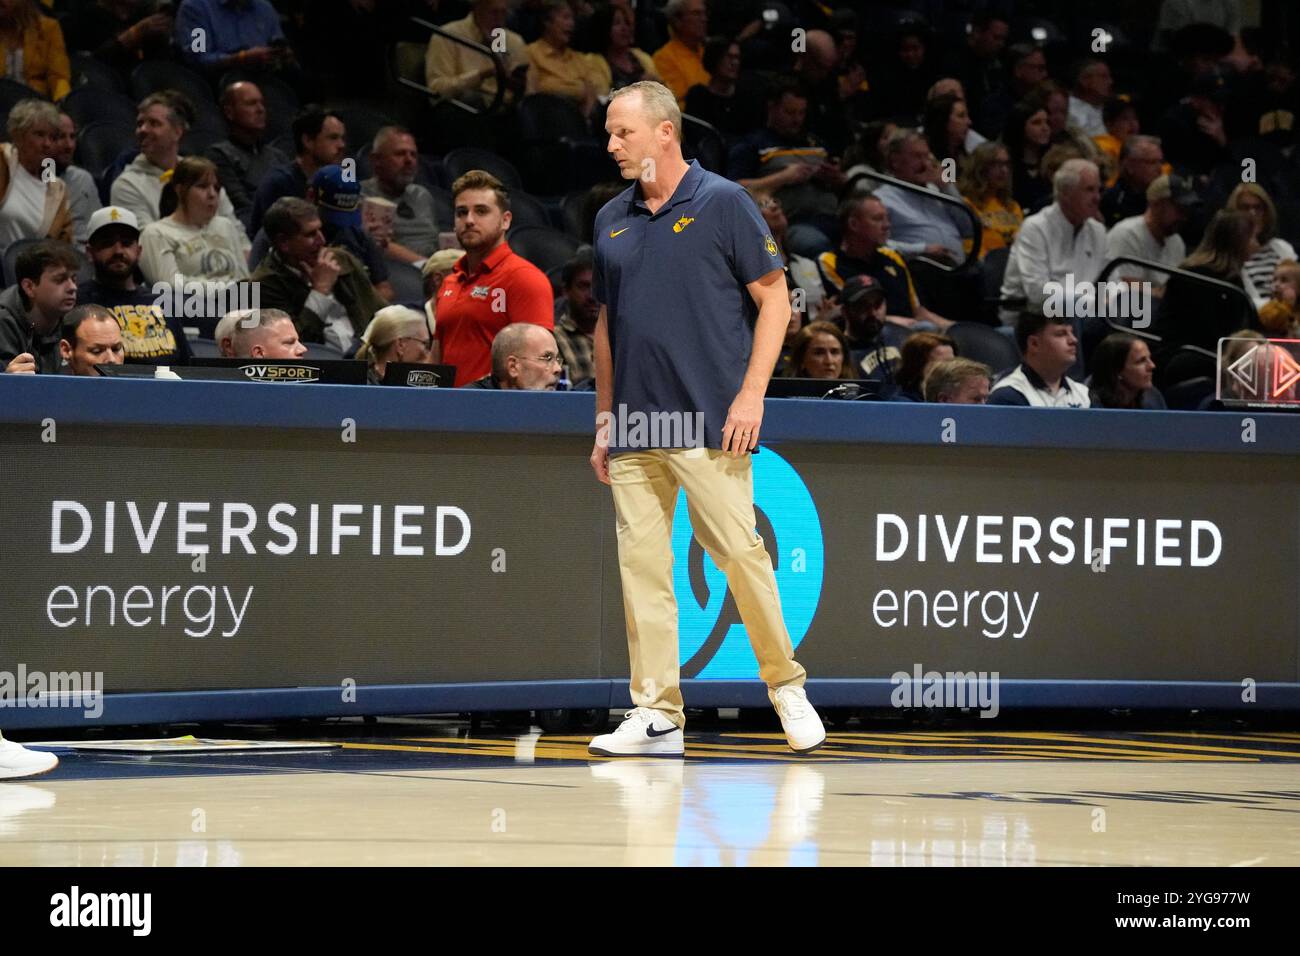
top-left (0, 0), bottom-right (1298, 925)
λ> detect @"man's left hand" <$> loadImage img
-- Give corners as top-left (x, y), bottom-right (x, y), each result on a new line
top-left (721, 389), bottom-right (763, 456)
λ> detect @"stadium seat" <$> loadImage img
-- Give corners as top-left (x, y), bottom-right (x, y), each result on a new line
top-left (181, 116), bottom-right (228, 156)
top-left (387, 263), bottom-right (426, 307)
top-left (1163, 376), bottom-right (1214, 410)
top-left (1159, 346), bottom-right (1217, 391)
top-left (70, 52), bottom-right (126, 93)
top-left (428, 185), bottom-right (453, 231)
top-left (559, 189), bottom-right (588, 239)
top-left (74, 121), bottom-right (137, 178)
top-left (682, 115), bottom-right (727, 174)
top-left (129, 61), bottom-right (216, 106)
top-left (508, 191), bottom-right (553, 230)
top-left (188, 338), bottom-right (225, 358)
top-left (506, 226), bottom-right (581, 274)
top-left (0, 239), bottom-right (26, 288)
top-left (515, 94), bottom-right (608, 195)
top-left (332, 107), bottom-right (399, 160)
top-left (945, 321), bottom-right (1021, 376)
top-left (0, 77), bottom-right (39, 117)
top-left (63, 86), bottom-right (138, 129)
top-left (441, 147), bottom-right (523, 190)
top-left (301, 342), bottom-right (346, 360)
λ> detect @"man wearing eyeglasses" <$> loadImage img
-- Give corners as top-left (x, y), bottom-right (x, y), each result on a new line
top-left (463, 323), bottom-right (562, 390)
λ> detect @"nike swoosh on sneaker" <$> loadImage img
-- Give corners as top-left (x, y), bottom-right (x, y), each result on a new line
top-left (646, 725), bottom-right (679, 738)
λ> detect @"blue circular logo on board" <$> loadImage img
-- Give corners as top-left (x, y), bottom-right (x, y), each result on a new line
top-left (672, 449), bottom-right (824, 678)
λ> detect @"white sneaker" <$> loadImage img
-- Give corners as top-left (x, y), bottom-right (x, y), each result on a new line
top-left (771, 686), bottom-right (826, 754)
top-left (0, 737), bottom-right (59, 780)
top-left (588, 708), bottom-right (684, 757)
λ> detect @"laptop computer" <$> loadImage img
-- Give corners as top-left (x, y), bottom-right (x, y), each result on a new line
top-left (765, 378), bottom-right (882, 400)
top-left (188, 357), bottom-right (368, 385)
top-left (96, 363), bottom-right (250, 382)
top-left (381, 363), bottom-right (457, 387)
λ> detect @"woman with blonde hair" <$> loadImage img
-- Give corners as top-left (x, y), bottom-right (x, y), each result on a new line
top-left (1155, 209), bottom-right (1256, 353)
top-left (0, 0), bottom-right (70, 100)
top-left (357, 305), bottom-right (438, 385)
top-left (139, 156), bottom-right (250, 287)
top-left (1226, 183), bottom-right (1297, 304)
top-left (959, 141), bottom-right (1023, 258)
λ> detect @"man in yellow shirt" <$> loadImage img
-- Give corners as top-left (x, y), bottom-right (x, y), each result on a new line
top-left (652, 0), bottom-right (709, 106)
top-left (425, 0), bottom-right (529, 107)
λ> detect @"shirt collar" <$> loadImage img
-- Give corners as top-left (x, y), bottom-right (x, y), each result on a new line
top-left (630, 159), bottom-right (704, 217)
top-left (453, 240), bottom-right (512, 279)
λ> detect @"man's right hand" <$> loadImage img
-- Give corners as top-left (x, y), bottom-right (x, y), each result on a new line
top-left (310, 249), bottom-right (342, 295)
top-left (590, 438), bottom-right (610, 485)
top-left (241, 46), bottom-right (279, 69)
top-left (5, 352), bottom-right (37, 374)
top-left (782, 163), bottom-right (817, 186)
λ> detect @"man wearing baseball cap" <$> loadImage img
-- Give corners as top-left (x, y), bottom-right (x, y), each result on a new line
top-left (308, 164), bottom-right (393, 303)
top-left (839, 274), bottom-right (906, 390)
top-left (1105, 174), bottom-right (1199, 294)
top-left (76, 205), bottom-right (193, 366)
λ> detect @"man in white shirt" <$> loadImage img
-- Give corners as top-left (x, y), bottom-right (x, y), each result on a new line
top-left (110, 91), bottom-right (237, 227)
top-left (988, 312), bottom-right (1091, 407)
top-left (1067, 59), bottom-right (1113, 137)
top-left (0, 99), bottom-right (73, 246)
top-left (1000, 158), bottom-right (1107, 324)
top-left (1105, 174), bottom-right (1198, 295)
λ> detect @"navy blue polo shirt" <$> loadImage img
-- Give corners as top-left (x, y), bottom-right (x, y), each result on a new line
top-left (592, 160), bottom-right (783, 452)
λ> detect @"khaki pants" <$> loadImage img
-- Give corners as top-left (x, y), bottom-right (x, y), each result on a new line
top-left (609, 448), bottom-right (807, 729)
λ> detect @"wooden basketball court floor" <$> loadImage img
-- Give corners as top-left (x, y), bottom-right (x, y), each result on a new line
top-left (3, 716), bottom-right (1299, 866)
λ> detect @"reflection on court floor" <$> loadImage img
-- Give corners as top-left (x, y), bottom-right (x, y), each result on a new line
top-left (3, 724), bottom-right (1299, 866)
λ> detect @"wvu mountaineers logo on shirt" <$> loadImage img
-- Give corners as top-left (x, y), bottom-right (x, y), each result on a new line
top-left (764, 234), bottom-right (778, 257)
top-left (107, 303), bottom-right (177, 360)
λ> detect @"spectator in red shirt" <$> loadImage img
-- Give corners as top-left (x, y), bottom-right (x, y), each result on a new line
top-left (434, 170), bottom-right (553, 385)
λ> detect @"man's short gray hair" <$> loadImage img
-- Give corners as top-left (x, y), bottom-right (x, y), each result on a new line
top-left (884, 127), bottom-right (924, 166)
top-left (372, 124), bottom-right (414, 153)
top-left (664, 0), bottom-right (692, 21)
top-left (491, 323), bottom-right (548, 380)
top-left (229, 307), bottom-right (294, 354)
top-left (7, 98), bottom-right (60, 140)
top-left (1119, 134), bottom-right (1161, 161)
top-left (1053, 158), bottom-right (1099, 201)
top-left (609, 80), bottom-right (682, 142)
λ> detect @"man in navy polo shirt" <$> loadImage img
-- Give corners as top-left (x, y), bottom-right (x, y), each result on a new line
top-left (587, 80), bottom-right (826, 758)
